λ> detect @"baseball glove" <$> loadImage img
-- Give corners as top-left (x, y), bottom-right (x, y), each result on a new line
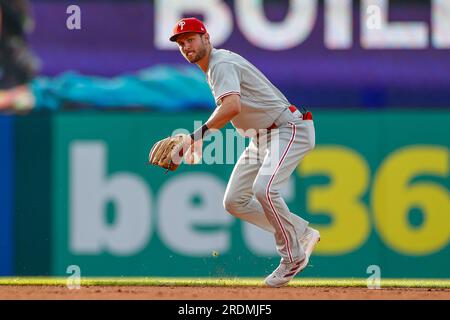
top-left (148, 134), bottom-right (188, 172)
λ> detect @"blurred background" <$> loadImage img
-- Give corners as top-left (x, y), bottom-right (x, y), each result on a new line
top-left (0, 0), bottom-right (448, 279)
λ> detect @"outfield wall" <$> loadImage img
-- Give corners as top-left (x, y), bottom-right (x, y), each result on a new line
top-left (11, 111), bottom-right (450, 278)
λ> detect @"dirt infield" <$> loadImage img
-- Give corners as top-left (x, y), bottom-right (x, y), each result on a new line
top-left (0, 285), bottom-right (449, 300)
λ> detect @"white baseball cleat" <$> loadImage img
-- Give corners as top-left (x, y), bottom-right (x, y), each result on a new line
top-left (265, 227), bottom-right (321, 288)
top-left (264, 258), bottom-right (308, 288)
top-left (299, 227), bottom-right (321, 258)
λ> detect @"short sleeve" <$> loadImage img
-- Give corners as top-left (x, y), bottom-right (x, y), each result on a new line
top-left (209, 63), bottom-right (241, 103)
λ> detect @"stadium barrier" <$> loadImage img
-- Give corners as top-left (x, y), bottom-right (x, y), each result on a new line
top-left (13, 110), bottom-right (450, 278)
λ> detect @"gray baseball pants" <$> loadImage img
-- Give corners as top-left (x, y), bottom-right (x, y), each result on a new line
top-left (223, 114), bottom-right (315, 263)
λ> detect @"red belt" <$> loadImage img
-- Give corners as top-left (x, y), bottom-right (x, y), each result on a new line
top-left (267, 105), bottom-right (313, 130)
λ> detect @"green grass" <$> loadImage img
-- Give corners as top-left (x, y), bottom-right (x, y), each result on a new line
top-left (0, 277), bottom-right (449, 288)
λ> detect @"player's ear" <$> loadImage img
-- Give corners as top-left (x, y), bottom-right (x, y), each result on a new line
top-left (203, 32), bottom-right (210, 44)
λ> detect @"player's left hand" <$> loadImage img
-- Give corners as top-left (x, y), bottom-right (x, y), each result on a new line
top-left (148, 134), bottom-right (193, 172)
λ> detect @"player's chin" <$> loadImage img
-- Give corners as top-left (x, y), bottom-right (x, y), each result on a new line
top-left (185, 55), bottom-right (199, 63)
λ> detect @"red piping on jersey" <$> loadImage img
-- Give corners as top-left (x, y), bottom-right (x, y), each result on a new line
top-left (216, 91), bottom-right (241, 103)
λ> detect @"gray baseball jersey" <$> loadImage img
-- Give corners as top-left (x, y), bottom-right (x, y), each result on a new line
top-left (205, 47), bottom-right (317, 270)
top-left (206, 48), bottom-right (291, 134)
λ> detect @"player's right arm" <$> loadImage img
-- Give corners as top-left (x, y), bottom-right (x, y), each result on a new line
top-left (187, 62), bottom-right (241, 148)
top-left (205, 94), bottom-right (241, 130)
top-left (184, 93), bottom-right (240, 164)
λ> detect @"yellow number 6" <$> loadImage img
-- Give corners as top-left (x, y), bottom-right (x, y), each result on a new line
top-left (372, 146), bottom-right (450, 255)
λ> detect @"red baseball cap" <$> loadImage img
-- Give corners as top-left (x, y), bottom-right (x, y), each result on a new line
top-left (169, 17), bottom-right (207, 42)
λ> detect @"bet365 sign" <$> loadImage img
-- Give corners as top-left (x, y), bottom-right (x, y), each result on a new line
top-left (67, 143), bottom-right (449, 257)
top-left (51, 111), bottom-right (449, 277)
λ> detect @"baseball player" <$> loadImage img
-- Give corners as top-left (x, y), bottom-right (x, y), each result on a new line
top-left (150, 17), bottom-right (320, 287)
